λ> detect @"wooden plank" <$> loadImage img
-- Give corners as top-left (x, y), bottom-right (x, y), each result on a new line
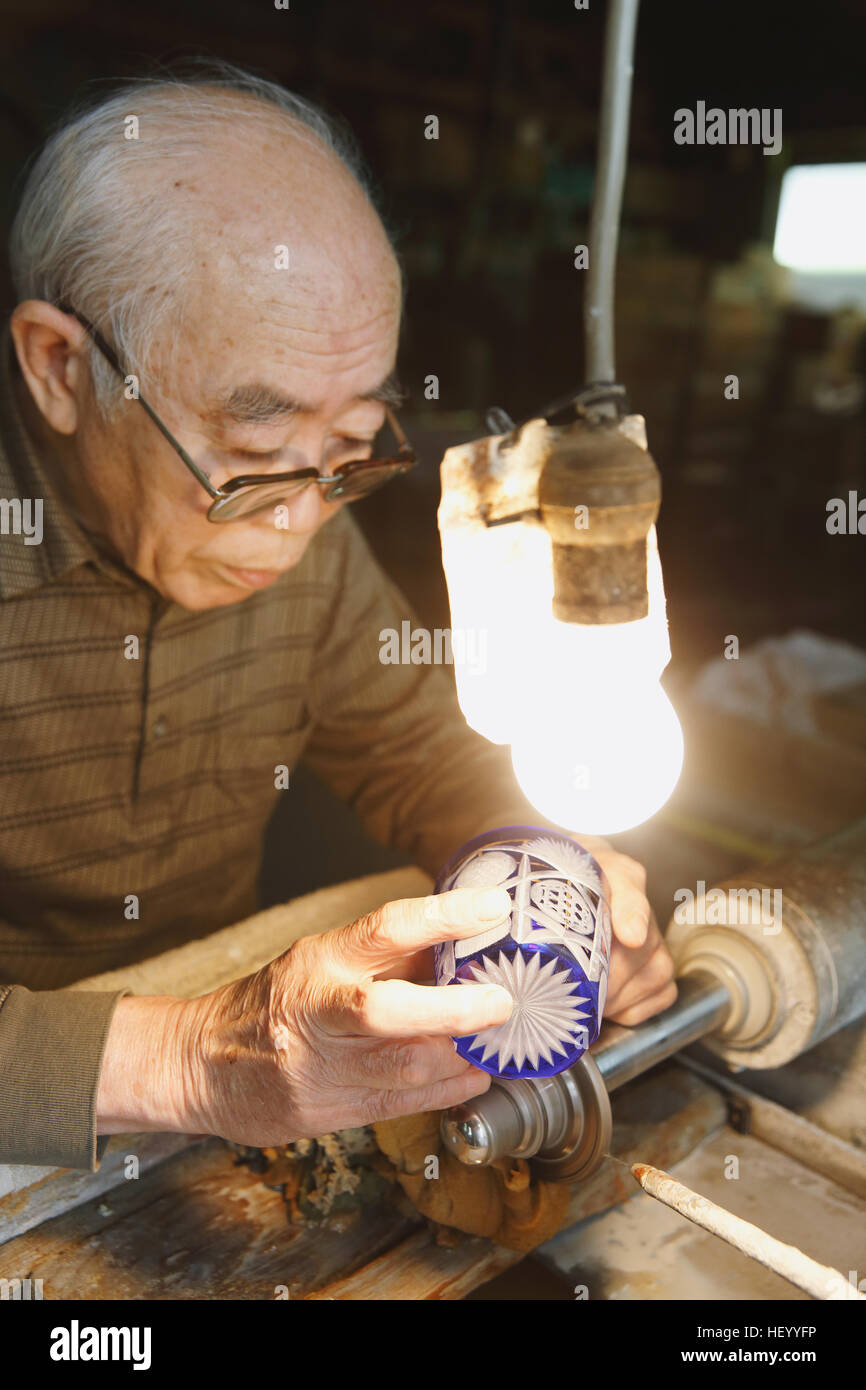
top-left (686, 1019), bottom-right (866, 1151)
top-left (0, 1139), bottom-right (422, 1300)
top-left (307, 1228), bottom-right (522, 1301)
top-left (0, 1133), bottom-right (205, 1246)
top-left (69, 866), bottom-right (433, 999)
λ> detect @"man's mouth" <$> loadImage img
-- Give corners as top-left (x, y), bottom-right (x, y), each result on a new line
top-left (219, 564), bottom-right (286, 590)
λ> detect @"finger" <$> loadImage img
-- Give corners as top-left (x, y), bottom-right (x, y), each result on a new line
top-left (328, 886), bottom-right (513, 975)
top-left (606, 921), bottom-right (659, 997)
top-left (608, 863), bottom-right (651, 949)
top-left (360, 1065), bottom-right (493, 1125)
top-left (605, 941), bottom-right (676, 1016)
top-left (328, 1034), bottom-right (474, 1090)
top-left (327, 976), bottom-right (513, 1039)
top-left (606, 979), bottom-right (678, 1027)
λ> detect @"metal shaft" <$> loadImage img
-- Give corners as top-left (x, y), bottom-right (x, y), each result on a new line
top-left (584, 0), bottom-right (641, 391)
top-left (594, 971), bottom-right (732, 1092)
top-left (441, 970), bottom-right (734, 1175)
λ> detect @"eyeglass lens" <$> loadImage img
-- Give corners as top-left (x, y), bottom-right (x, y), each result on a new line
top-left (207, 463), bottom-right (403, 522)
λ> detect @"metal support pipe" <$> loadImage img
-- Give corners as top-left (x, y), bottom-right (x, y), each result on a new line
top-left (584, 0), bottom-right (641, 394)
top-left (593, 971), bottom-right (733, 1092)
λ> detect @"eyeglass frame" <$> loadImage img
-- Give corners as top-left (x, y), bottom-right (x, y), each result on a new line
top-left (57, 303), bottom-right (417, 523)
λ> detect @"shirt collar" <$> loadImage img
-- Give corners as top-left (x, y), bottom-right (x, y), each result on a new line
top-left (0, 323), bottom-right (111, 599)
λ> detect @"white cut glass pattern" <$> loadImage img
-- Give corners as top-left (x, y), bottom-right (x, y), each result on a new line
top-left (451, 849), bottom-right (517, 957)
top-left (437, 939), bottom-right (456, 983)
top-left (530, 880), bottom-right (595, 935)
top-left (521, 836), bottom-right (603, 894)
top-left (466, 949), bottom-right (591, 1072)
top-left (454, 851), bottom-right (516, 887)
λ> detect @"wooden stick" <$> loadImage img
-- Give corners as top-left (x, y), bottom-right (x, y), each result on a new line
top-left (631, 1162), bottom-right (866, 1301)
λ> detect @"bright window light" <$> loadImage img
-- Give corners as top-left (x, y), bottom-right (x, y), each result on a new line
top-left (774, 164), bottom-right (866, 272)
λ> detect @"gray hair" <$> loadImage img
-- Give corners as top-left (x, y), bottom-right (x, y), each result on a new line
top-left (9, 60), bottom-right (386, 415)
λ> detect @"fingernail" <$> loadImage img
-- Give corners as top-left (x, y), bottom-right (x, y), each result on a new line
top-left (454, 983), bottom-right (513, 1027)
top-left (473, 887), bottom-right (512, 921)
top-left (625, 910), bottom-right (648, 941)
top-left (481, 985), bottom-right (514, 1022)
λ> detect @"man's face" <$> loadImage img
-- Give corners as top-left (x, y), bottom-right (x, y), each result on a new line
top-left (66, 150), bottom-right (403, 610)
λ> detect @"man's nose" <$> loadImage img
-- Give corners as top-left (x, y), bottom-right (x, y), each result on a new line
top-left (245, 480), bottom-right (325, 533)
top-left (288, 423), bottom-right (334, 477)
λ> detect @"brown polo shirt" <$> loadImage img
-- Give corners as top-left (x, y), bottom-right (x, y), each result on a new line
top-left (0, 328), bottom-right (540, 1169)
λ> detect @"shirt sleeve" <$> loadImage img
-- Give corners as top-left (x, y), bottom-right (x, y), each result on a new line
top-left (0, 983), bottom-right (128, 1168)
top-left (303, 512), bottom-right (552, 879)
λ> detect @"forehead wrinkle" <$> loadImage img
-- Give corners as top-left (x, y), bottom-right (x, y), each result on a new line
top-left (256, 299), bottom-right (400, 342)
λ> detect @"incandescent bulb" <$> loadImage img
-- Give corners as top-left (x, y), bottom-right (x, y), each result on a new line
top-left (511, 677), bottom-right (684, 835)
top-left (438, 421), bottom-right (684, 834)
top-left (509, 528), bottom-right (684, 834)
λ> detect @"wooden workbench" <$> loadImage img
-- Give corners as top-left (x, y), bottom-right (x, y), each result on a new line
top-left (0, 1062), bottom-right (726, 1299)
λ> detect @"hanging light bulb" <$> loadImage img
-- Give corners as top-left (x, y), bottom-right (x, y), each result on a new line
top-left (509, 525), bottom-right (684, 835)
top-left (438, 418), bottom-right (684, 837)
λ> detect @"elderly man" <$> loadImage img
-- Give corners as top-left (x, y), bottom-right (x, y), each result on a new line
top-left (0, 63), bottom-right (676, 1171)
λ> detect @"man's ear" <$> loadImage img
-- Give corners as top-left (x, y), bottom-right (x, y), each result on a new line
top-left (9, 301), bottom-right (91, 436)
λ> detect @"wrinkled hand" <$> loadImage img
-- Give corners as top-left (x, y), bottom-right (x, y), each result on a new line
top-left (183, 887), bottom-right (515, 1147)
top-left (572, 833), bottom-right (677, 1026)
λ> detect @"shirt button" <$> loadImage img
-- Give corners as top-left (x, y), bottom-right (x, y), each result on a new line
top-left (152, 716), bottom-right (169, 738)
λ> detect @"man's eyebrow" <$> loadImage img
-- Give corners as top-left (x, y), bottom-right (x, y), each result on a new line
top-left (216, 371), bottom-right (405, 425)
top-left (217, 384), bottom-right (302, 425)
top-left (360, 371), bottom-right (406, 409)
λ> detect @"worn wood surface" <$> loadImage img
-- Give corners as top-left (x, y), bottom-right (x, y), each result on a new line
top-left (0, 1063), bottom-right (727, 1301)
top-left (0, 1133), bottom-right (205, 1246)
top-left (69, 866), bottom-right (433, 999)
top-left (0, 1139), bottom-right (422, 1300)
top-left (715, 1019), bottom-right (866, 1151)
top-left (307, 1228), bottom-right (523, 1300)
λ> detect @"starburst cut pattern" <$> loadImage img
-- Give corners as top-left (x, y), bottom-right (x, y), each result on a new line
top-left (465, 948), bottom-right (591, 1072)
top-left (522, 836), bottom-right (603, 894)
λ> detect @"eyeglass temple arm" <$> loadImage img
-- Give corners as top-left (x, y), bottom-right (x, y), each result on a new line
top-left (384, 404), bottom-right (413, 455)
top-left (58, 304), bottom-right (220, 498)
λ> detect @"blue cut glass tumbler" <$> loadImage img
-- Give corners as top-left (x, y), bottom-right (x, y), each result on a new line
top-left (433, 826), bottom-right (612, 1080)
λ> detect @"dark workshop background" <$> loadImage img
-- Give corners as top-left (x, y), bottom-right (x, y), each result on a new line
top-left (1, 0), bottom-right (864, 905)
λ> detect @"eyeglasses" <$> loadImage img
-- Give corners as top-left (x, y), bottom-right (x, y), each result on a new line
top-left (59, 305), bottom-right (416, 523)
